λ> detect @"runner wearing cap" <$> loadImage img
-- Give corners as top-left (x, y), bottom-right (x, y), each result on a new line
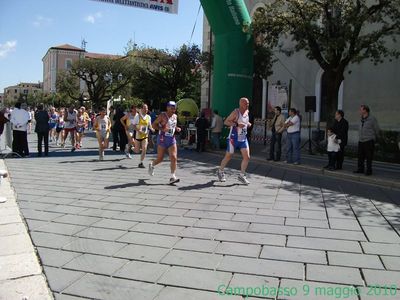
top-left (148, 101), bottom-right (181, 184)
top-left (132, 104), bottom-right (155, 168)
top-left (217, 97), bottom-right (252, 185)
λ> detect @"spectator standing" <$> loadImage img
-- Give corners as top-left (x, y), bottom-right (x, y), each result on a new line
top-left (0, 108), bottom-right (10, 142)
top-left (284, 108), bottom-right (301, 164)
top-left (267, 106), bottom-right (285, 161)
top-left (34, 104), bottom-right (50, 157)
top-left (113, 106), bottom-right (127, 154)
top-left (10, 102), bottom-right (31, 157)
top-left (210, 110), bottom-right (223, 150)
top-left (332, 110), bottom-right (349, 170)
top-left (324, 128), bottom-right (341, 170)
top-left (353, 105), bottom-right (380, 176)
top-left (195, 112), bottom-right (210, 152)
top-left (109, 106), bottom-right (119, 151)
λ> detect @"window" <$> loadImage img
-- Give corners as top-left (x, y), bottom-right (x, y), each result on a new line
top-left (65, 59), bottom-right (73, 70)
top-left (23, 89), bottom-right (28, 94)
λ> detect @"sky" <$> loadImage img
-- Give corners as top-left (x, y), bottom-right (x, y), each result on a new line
top-left (0, 0), bottom-right (204, 92)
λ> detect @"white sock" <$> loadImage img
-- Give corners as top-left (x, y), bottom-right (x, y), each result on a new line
top-left (171, 172), bottom-right (176, 178)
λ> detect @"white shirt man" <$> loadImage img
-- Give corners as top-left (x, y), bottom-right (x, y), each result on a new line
top-left (10, 106), bottom-right (30, 132)
top-left (285, 114), bottom-right (301, 133)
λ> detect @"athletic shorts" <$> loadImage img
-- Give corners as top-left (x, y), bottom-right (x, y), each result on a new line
top-left (157, 134), bottom-right (176, 149)
top-left (64, 128), bottom-right (75, 133)
top-left (226, 138), bottom-right (249, 154)
top-left (56, 127), bottom-right (63, 133)
top-left (76, 127), bottom-right (84, 134)
top-left (96, 130), bottom-right (109, 140)
top-left (49, 123), bottom-right (57, 129)
top-left (136, 137), bottom-right (148, 142)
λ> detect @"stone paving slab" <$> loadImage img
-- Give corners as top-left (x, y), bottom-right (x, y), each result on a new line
top-left (0, 159), bottom-right (52, 300)
top-left (3, 134), bottom-right (400, 300)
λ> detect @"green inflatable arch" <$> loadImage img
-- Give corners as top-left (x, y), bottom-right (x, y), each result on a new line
top-left (200, 0), bottom-right (254, 117)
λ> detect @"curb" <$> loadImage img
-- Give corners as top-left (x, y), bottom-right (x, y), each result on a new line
top-left (208, 151), bottom-right (400, 190)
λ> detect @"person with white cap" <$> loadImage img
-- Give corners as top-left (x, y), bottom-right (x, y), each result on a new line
top-left (217, 97), bottom-right (252, 185)
top-left (148, 101), bottom-right (181, 184)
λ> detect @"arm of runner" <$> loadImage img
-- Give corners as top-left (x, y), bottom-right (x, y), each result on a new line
top-left (93, 117), bottom-right (98, 131)
top-left (120, 114), bottom-right (128, 130)
top-left (152, 114), bottom-right (163, 131)
top-left (224, 110), bottom-right (238, 127)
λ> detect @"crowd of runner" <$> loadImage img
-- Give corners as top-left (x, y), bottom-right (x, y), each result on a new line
top-left (1, 98), bottom-right (252, 185)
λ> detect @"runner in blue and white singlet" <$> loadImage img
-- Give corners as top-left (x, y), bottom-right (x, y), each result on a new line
top-left (217, 97), bottom-right (252, 185)
top-left (148, 101), bottom-right (182, 185)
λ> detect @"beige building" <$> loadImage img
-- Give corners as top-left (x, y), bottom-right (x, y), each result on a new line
top-left (42, 44), bottom-right (121, 94)
top-left (201, 0), bottom-right (400, 143)
top-left (42, 44), bottom-right (85, 93)
top-left (3, 82), bottom-right (43, 105)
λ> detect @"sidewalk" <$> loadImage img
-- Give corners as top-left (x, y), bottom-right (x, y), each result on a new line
top-left (232, 143), bottom-right (400, 190)
top-left (0, 160), bottom-right (52, 300)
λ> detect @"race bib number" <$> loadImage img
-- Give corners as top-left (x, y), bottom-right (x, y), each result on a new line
top-left (101, 124), bottom-right (107, 130)
top-left (237, 126), bottom-right (247, 142)
top-left (141, 126), bottom-right (148, 134)
top-left (165, 128), bottom-right (175, 137)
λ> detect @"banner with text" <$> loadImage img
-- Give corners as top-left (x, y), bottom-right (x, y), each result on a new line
top-left (91, 0), bottom-right (179, 14)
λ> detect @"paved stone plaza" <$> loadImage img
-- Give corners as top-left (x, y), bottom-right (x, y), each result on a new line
top-left (2, 135), bottom-right (400, 300)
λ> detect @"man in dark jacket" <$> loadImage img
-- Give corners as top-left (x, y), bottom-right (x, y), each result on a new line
top-left (353, 105), bottom-right (380, 176)
top-left (34, 104), bottom-right (50, 157)
top-left (195, 112), bottom-right (210, 152)
top-left (332, 110), bottom-right (349, 170)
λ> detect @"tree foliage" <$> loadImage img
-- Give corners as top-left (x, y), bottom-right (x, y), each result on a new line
top-left (57, 57), bottom-right (136, 108)
top-left (253, 0), bottom-right (400, 119)
top-left (128, 44), bottom-right (203, 109)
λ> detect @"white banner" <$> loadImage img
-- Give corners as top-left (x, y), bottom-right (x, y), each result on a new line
top-left (91, 0), bottom-right (179, 14)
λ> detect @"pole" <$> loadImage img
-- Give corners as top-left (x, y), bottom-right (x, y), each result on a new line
top-left (288, 79), bottom-right (293, 111)
top-left (308, 110), bottom-right (312, 154)
top-left (207, 28), bottom-right (212, 109)
top-left (262, 79), bottom-right (267, 119)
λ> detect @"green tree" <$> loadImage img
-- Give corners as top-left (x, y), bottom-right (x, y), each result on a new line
top-left (129, 44), bottom-right (203, 109)
top-left (57, 57), bottom-right (136, 109)
top-left (253, 0), bottom-right (400, 120)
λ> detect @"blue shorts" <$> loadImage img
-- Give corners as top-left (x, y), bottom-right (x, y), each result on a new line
top-left (227, 138), bottom-right (249, 154)
top-left (157, 134), bottom-right (176, 149)
top-left (76, 127), bottom-right (85, 134)
top-left (49, 123), bottom-right (57, 129)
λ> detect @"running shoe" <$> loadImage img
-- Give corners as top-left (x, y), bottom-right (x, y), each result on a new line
top-left (138, 162), bottom-right (145, 168)
top-left (126, 152), bottom-right (132, 159)
top-left (71, 147), bottom-right (76, 152)
top-left (169, 176), bottom-right (180, 184)
top-left (238, 173), bottom-right (250, 185)
top-left (217, 169), bottom-right (226, 182)
top-left (148, 162), bottom-right (154, 176)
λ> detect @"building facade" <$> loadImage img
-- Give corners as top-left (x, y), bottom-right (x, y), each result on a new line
top-left (3, 82), bottom-right (43, 105)
top-left (42, 44), bottom-right (85, 93)
top-left (201, 0), bottom-right (400, 143)
top-left (42, 44), bottom-right (122, 94)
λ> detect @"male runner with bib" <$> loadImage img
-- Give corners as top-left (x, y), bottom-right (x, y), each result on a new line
top-left (217, 97), bottom-right (252, 185)
top-left (148, 101), bottom-right (181, 184)
top-left (133, 104), bottom-right (154, 168)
